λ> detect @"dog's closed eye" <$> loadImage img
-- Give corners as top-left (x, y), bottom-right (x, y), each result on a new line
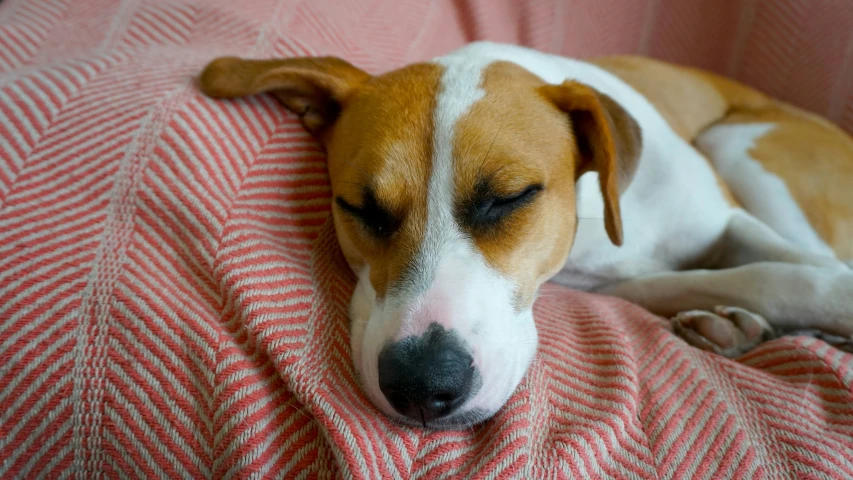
top-left (336, 190), bottom-right (401, 239)
top-left (460, 182), bottom-right (544, 231)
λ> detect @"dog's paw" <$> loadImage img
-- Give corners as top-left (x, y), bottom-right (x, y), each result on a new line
top-left (671, 306), bottom-right (776, 358)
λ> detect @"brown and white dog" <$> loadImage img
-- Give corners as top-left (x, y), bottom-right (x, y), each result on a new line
top-left (199, 42), bottom-right (853, 429)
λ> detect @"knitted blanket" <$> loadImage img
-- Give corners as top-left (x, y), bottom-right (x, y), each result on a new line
top-left (2, 0), bottom-right (853, 478)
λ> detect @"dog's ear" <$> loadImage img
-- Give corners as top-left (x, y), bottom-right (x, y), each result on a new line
top-left (540, 80), bottom-right (642, 246)
top-left (199, 56), bottom-right (370, 143)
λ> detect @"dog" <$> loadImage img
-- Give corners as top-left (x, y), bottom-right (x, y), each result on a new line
top-left (199, 42), bottom-right (853, 429)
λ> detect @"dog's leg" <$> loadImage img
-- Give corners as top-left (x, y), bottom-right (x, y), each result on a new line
top-left (708, 210), bottom-right (843, 269)
top-left (596, 263), bottom-right (853, 356)
top-left (600, 211), bottom-right (850, 356)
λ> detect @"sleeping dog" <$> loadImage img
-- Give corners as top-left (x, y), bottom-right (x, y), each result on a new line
top-left (199, 42), bottom-right (853, 429)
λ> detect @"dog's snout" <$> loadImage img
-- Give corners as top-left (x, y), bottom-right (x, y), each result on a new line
top-left (377, 324), bottom-right (475, 423)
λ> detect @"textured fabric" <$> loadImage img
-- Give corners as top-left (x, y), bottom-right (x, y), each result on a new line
top-left (2, 0), bottom-right (853, 478)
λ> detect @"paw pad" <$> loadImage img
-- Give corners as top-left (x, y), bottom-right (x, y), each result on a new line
top-left (671, 306), bottom-right (774, 358)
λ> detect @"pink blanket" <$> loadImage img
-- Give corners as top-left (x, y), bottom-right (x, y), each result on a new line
top-left (2, 0), bottom-right (853, 478)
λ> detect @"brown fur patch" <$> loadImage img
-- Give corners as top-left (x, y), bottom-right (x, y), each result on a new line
top-left (590, 55), bottom-right (769, 140)
top-left (199, 56), bottom-right (371, 143)
top-left (327, 63), bottom-right (443, 298)
top-left (452, 62), bottom-right (579, 306)
top-left (714, 107), bottom-right (853, 259)
top-left (590, 56), bottom-right (729, 141)
top-left (591, 55), bottom-right (749, 207)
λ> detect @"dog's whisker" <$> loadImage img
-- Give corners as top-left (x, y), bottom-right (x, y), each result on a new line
top-left (477, 115), bottom-right (506, 174)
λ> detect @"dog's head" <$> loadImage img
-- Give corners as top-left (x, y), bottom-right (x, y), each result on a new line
top-left (200, 51), bottom-right (641, 428)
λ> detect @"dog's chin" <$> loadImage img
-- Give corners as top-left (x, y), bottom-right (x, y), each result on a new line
top-left (358, 379), bottom-right (517, 430)
top-left (386, 408), bottom-right (494, 430)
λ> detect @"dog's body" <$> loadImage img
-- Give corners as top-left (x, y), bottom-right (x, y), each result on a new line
top-left (594, 55), bottom-right (853, 261)
top-left (200, 42), bottom-right (853, 429)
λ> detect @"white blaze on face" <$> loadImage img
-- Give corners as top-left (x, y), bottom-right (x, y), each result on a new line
top-left (349, 54), bottom-right (539, 424)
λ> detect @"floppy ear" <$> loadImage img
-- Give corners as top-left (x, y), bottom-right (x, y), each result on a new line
top-left (540, 80), bottom-right (642, 246)
top-left (199, 56), bottom-right (370, 143)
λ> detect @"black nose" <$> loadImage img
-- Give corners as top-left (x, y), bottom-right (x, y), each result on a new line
top-left (378, 324), bottom-right (475, 423)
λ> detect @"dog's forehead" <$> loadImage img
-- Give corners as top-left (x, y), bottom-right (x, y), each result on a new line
top-left (331, 59), bottom-right (566, 199)
top-left (328, 63), bottom-right (441, 201)
top-left (452, 61), bottom-right (573, 187)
